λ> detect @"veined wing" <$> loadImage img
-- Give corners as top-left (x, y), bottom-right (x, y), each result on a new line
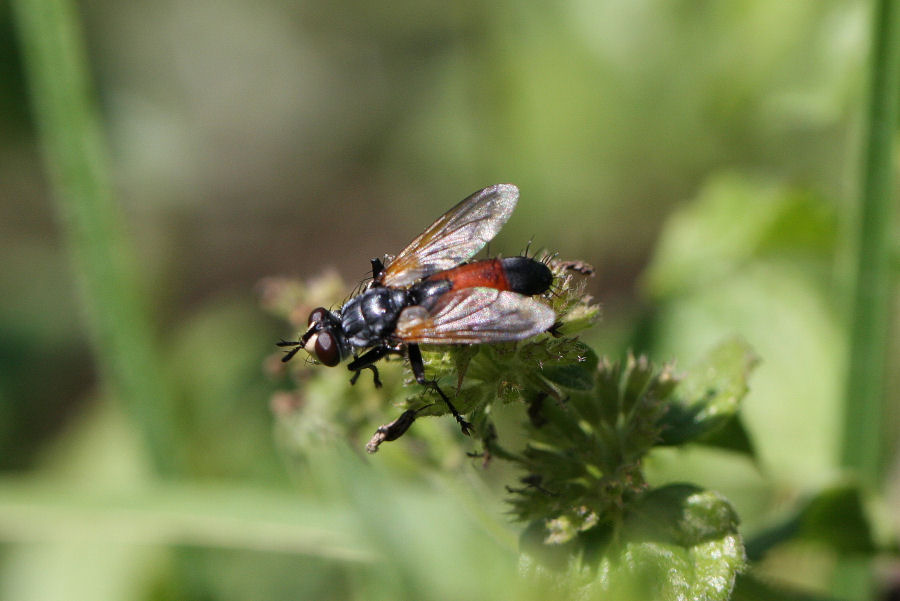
top-left (380, 184), bottom-right (519, 288)
top-left (394, 287), bottom-right (555, 345)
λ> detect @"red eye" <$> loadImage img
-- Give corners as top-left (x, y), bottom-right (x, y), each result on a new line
top-left (308, 307), bottom-right (329, 326)
top-left (314, 332), bottom-right (341, 366)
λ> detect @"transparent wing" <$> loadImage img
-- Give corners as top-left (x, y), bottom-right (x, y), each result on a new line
top-left (394, 288), bottom-right (556, 344)
top-left (381, 184), bottom-right (519, 287)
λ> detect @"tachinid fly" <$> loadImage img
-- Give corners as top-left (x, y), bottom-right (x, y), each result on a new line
top-left (278, 184), bottom-right (555, 435)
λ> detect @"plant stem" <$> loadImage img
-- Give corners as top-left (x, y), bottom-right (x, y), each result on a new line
top-left (842, 0), bottom-right (900, 491)
top-left (836, 0), bottom-right (900, 598)
top-left (12, 0), bottom-right (181, 475)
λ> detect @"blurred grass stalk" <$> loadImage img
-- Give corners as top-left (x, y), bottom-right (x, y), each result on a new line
top-left (0, 478), bottom-right (373, 562)
top-left (837, 0), bottom-right (900, 598)
top-left (11, 0), bottom-right (180, 475)
top-left (843, 0), bottom-right (899, 494)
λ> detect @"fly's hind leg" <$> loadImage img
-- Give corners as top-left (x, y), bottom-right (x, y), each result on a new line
top-left (407, 344), bottom-right (472, 436)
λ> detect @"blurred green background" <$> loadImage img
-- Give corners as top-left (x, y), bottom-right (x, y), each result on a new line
top-left (1, 0), bottom-right (898, 599)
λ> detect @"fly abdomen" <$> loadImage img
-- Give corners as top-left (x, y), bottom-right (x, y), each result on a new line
top-left (426, 257), bottom-right (552, 297)
top-left (499, 256), bottom-right (553, 296)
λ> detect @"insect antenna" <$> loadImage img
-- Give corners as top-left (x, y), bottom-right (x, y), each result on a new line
top-left (277, 321), bottom-right (321, 363)
top-left (277, 339), bottom-right (305, 363)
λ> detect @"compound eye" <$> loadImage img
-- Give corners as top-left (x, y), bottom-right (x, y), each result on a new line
top-left (314, 331), bottom-right (342, 366)
top-left (308, 307), bottom-right (329, 326)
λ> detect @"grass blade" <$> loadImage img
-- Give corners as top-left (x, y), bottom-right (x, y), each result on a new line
top-left (11, 0), bottom-right (180, 474)
top-left (836, 0), bottom-right (900, 598)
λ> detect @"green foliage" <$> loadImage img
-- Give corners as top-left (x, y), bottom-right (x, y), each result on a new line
top-left (506, 353), bottom-right (675, 529)
top-left (640, 169), bottom-right (899, 599)
top-left (643, 172), bottom-right (837, 298)
top-left (659, 337), bottom-right (759, 448)
top-left (519, 486), bottom-right (744, 601)
top-left (641, 174), bottom-right (845, 484)
top-left (6, 0), bottom-right (896, 599)
top-left (506, 342), bottom-right (755, 599)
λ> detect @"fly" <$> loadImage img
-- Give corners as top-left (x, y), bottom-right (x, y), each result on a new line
top-left (278, 184), bottom-right (556, 435)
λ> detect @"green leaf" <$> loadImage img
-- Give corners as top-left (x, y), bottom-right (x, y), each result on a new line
top-left (745, 483), bottom-right (877, 560)
top-left (643, 174), bottom-right (836, 298)
top-left (602, 484), bottom-right (745, 600)
top-left (659, 338), bottom-right (759, 446)
top-left (520, 485), bottom-right (745, 600)
top-left (694, 414), bottom-right (757, 458)
top-left (539, 344), bottom-right (598, 391)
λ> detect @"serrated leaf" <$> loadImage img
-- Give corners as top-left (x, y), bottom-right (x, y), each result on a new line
top-left (659, 337), bottom-right (758, 445)
top-left (745, 483), bottom-right (876, 560)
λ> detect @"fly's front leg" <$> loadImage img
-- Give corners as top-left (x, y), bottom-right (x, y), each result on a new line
top-left (348, 346), bottom-right (390, 388)
top-left (407, 344), bottom-right (472, 436)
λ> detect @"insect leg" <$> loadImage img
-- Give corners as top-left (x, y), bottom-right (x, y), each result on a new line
top-left (407, 344), bottom-right (472, 436)
top-left (347, 346), bottom-right (391, 388)
top-left (370, 258), bottom-right (385, 281)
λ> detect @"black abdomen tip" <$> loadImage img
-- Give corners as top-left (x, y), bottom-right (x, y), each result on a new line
top-left (501, 256), bottom-right (553, 296)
